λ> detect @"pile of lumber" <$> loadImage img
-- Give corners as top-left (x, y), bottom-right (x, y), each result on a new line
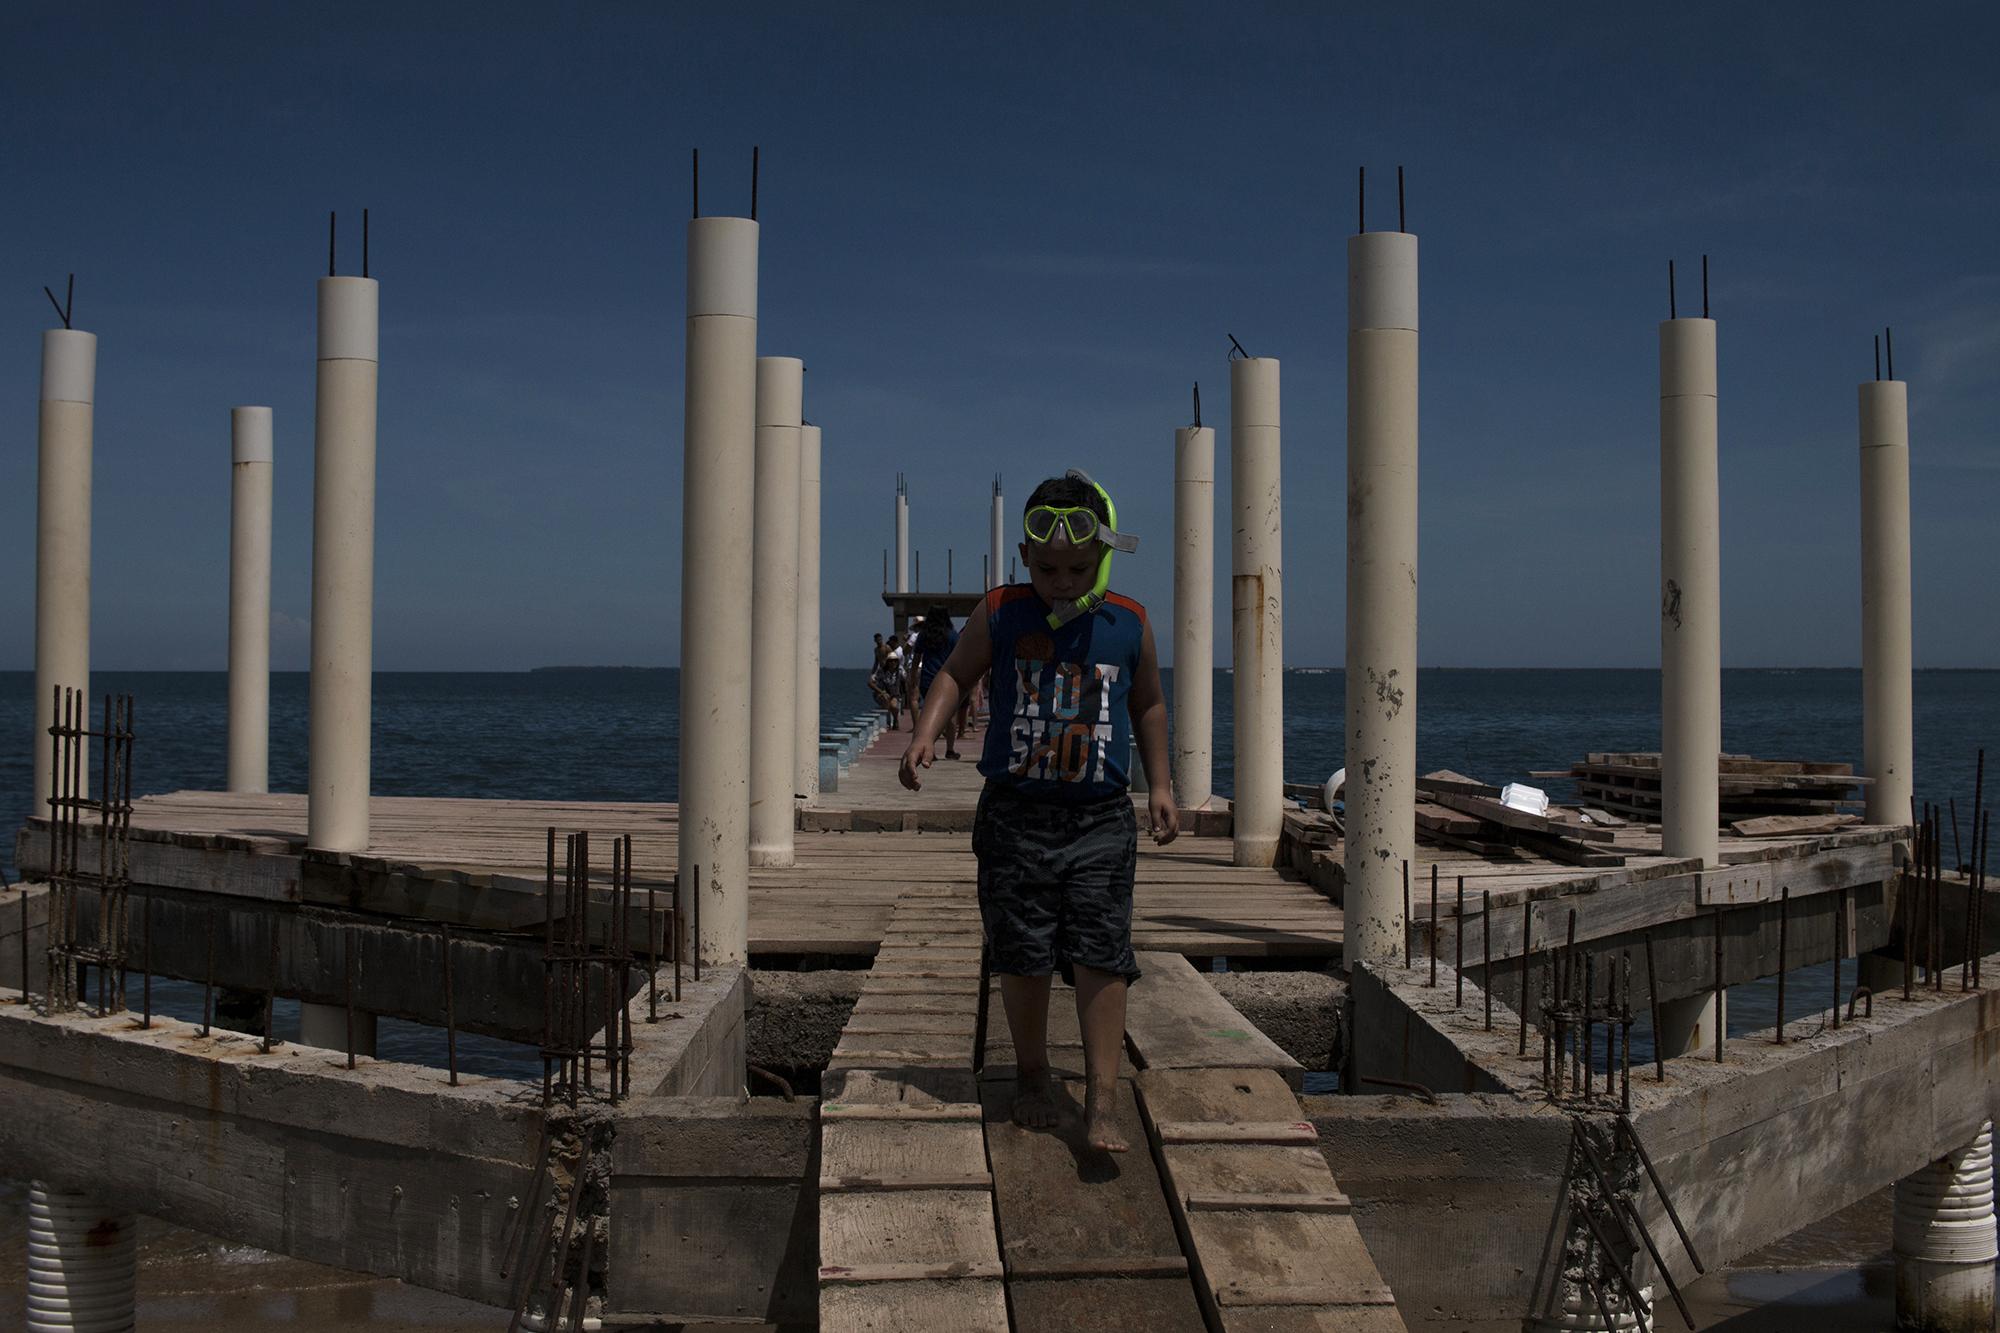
top-left (1556, 752), bottom-right (1869, 825)
top-left (1413, 771), bottom-right (1625, 867)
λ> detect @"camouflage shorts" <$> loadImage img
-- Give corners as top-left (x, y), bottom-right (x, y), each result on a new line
top-left (972, 781), bottom-right (1140, 984)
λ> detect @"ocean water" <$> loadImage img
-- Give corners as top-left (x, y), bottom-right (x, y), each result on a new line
top-left (4, 667), bottom-right (1996, 880)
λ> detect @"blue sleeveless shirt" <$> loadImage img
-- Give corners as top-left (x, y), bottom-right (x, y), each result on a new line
top-left (978, 584), bottom-right (1148, 803)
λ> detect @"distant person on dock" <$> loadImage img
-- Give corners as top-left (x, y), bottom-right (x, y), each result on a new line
top-left (913, 606), bottom-right (962, 759)
top-left (899, 472), bottom-right (1176, 1154)
top-left (869, 633), bottom-right (906, 728)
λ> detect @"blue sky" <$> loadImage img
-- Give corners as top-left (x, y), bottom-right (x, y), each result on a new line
top-left (4, 2), bottom-right (1995, 670)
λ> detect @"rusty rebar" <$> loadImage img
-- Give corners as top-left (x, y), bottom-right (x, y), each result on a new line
top-left (498, 1119), bottom-right (553, 1283)
top-left (345, 925), bottom-right (357, 1069)
top-left (1402, 860), bottom-right (1411, 968)
top-left (1454, 876), bottom-right (1465, 1007)
top-left (1713, 909), bottom-right (1725, 1062)
top-left (1583, 953), bottom-right (1594, 1102)
top-left (1834, 888), bottom-right (1846, 1029)
top-left (1482, 889), bottom-right (1493, 1030)
top-left (1775, 886), bottom-right (1789, 1044)
top-left (1644, 928), bottom-right (1665, 1081)
top-left (1428, 864), bottom-right (1438, 988)
top-left (1518, 900), bottom-right (1532, 1054)
top-left (444, 922), bottom-right (459, 1086)
top-left (202, 908), bottom-right (217, 1036)
top-left (261, 919), bottom-right (279, 1053)
top-left (646, 866), bottom-right (659, 1023)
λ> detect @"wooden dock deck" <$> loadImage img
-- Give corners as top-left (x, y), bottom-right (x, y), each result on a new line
top-left (31, 718), bottom-right (1898, 965)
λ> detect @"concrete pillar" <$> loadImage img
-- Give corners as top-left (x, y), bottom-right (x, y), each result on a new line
top-left (307, 276), bottom-right (380, 854)
top-left (1861, 378), bottom-right (1914, 827)
top-left (989, 477), bottom-right (1005, 588)
top-left (1659, 315), bottom-right (1720, 867)
top-left (1654, 992), bottom-right (1724, 1059)
top-left (32, 328), bottom-right (96, 812)
top-left (894, 477), bottom-right (910, 594)
top-left (1860, 949), bottom-right (1910, 996)
top-left (298, 1001), bottom-right (375, 1056)
top-left (1173, 423), bottom-right (1215, 810)
top-left (1894, 1120), bottom-right (1996, 1330)
top-left (679, 215), bottom-right (759, 966)
top-left (228, 407), bottom-right (274, 794)
top-left (795, 422), bottom-right (822, 802)
top-left (750, 356), bottom-right (802, 868)
top-left (1343, 231), bottom-right (1420, 963)
top-left (1229, 356), bottom-right (1283, 868)
top-left (25, 1183), bottom-right (134, 1333)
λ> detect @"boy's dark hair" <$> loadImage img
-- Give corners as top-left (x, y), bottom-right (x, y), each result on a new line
top-left (1024, 474), bottom-right (1108, 525)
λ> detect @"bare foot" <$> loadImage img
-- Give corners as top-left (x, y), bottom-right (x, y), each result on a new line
top-left (1012, 1069), bottom-right (1061, 1129)
top-left (1084, 1084), bottom-right (1128, 1152)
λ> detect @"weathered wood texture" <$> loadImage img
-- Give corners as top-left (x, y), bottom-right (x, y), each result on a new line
top-left (820, 888), bottom-right (1002, 1332)
top-left (1135, 1067), bottom-right (1408, 1332)
top-left (31, 790), bottom-right (1322, 957)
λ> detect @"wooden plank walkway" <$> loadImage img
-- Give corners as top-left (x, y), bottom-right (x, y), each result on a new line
top-left (818, 923), bottom-right (1405, 1329)
top-left (105, 790), bottom-right (1341, 958)
top-left (819, 888), bottom-right (1006, 1332)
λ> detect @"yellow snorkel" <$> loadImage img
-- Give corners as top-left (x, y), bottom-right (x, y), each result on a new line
top-left (1025, 469), bottom-right (1138, 629)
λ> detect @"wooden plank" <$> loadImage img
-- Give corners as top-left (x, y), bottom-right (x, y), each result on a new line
top-left (1164, 1146), bottom-right (1344, 1202)
top-left (820, 1279), bottom-right (1009, 1333)
top-left (821, 1102), bottom-right (983, 1121)
top-left (1124, 953), bottom-right (1302, 1089)
top-left (1009, 1277), bottom-right (1208, 1333)
top-left (818, 1190), bottom-right (1001, 1275)
top-left (1183, 1191), bottom-right (1351, 1214)
top-left (820, 1120), bottom-right (988, 1192)
top-left (982, 1078), bottom-right (1189, 1280)
top-left (1134, 1068), bottom-right (1306, 1126)
top-left (1731, 813), bottom-right (1860, 837)
top-left (823, 1068), bottom-right (979, 1106)
top-left (1155, 1122), bottom-right (1319, 1146)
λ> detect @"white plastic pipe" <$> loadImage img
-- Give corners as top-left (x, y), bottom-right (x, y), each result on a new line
top-left (895, 489), bottom-right (910, 593)
top-left (26, 1182), bottom-right (135, 1333)
top-left (795, 422), bottom-right (822, 802)
top-left (750, 357), bottom-right (803, 868)
top-left (1229, 357), bottom-right (1283, 868)
top-left (1659, 317), bottom-right (1720, 867)
top-left (1894, 1120), bottom-right (1997, 1330)
top-left (1343, 231), bottom-right (1419, 963)
top-left (298, 1001), bottom-right (375, 1056)
top-left (33, 329), bottom-right (96, 812)
top-left (307, 276), bottom-right (379, 854)
top-left (1653, 992), bottom-right (1724, 1059)
top-left (228, 407), bottom-right (274, 794)
top-left (679, 216), bottom-right (759, 966)
top-left (1173, 424), bottom-right (1215, 810)
top-left (989, 481), bottom-right (1005, 589)
top-left (1860, 379), bottom-right (1914, 828)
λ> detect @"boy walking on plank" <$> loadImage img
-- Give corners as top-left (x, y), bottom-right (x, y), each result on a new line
top-left (900, 471), bottom-right (1177, 1152)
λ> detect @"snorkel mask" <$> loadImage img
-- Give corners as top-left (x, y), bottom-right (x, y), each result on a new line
top-left (1025, 469), bottom-right (1139, 628)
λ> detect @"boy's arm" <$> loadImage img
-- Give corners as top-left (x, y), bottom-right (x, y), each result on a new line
top-left (900, 612), bottom-right (996, 790)
top-left (1128, 618), bottom-right (1179, 844)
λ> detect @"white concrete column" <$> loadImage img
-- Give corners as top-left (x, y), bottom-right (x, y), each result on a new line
top-left (795, 422), bottom-right (822, 801)
top-left (307, 276), bottom-right (379, 853)
top-left (228, 407), bottom-right (274, 794)
top-left (1654, 992), bottom-right (1724, 1058)
top-left (679, 215), bottom-right (759, 965)
top-left (1343, 231), bottom-right (1419, 963)
top-left (989, 477), bottom-right (1005, 588)
top-left (1229, 357), bottom-right (1284, 868)
top-left (25, 1183), bottom-right (135, 1333)
top-left (894, 478), bottom-right (910, 594)
top-left (1861, 378), bottom-right (1914, 827)
top-left (1894, 1120), bottom-right (1997, 1331)
top-left (1660, 316), bottom-right (1720, 866)
top-left (33, 328), bottom-right (96, 812)
top-left (750, 356), bottom-right (803, 868)
top-left (1173, 424), bottom-right (1215, 810)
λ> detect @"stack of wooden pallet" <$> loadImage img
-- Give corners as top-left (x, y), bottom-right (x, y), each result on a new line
top-left (1412, 771), bottom-right (1625, 867)
top-left (1558, 752), bottom-right (1868, 827)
